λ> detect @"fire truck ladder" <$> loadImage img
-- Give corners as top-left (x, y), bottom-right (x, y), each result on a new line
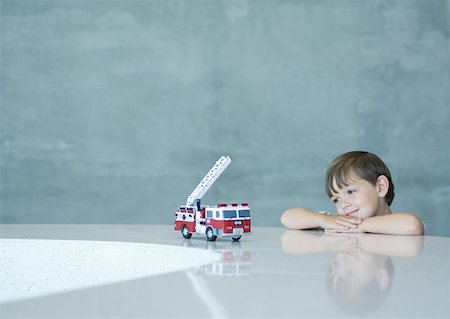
top-left (186, 156), bottom-right (231, 207)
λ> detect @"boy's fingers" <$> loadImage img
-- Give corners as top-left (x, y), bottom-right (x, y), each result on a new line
top-left (342, 217), bottom-right (362, 225)
top-left (332, 221), bottom-right (351, 229)
top-left (336, 218), bottom-right (359, 228)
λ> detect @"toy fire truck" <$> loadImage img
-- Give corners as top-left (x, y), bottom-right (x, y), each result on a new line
top-left (173, 156), bottom-right (251, 241)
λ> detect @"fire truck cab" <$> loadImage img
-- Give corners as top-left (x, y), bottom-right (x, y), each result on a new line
top-left (174, 203), bottom-right (251, 241)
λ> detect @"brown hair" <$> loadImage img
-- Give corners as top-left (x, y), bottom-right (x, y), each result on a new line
top-left (325, 151), bottom-right (395, 206)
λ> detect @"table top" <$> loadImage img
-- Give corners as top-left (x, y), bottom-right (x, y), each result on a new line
top-left (1, 225), bottom-right (449, 318)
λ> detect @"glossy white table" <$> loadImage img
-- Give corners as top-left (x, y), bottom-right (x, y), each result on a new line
top-left (1, 225), bottom-right (449, 318)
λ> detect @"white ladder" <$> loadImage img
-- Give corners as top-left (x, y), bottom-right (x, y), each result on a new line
top-left (186, 156), bottom-right (232, 207)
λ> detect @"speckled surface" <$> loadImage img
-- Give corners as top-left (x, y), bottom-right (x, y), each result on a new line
top-left (0, 225), bottom-right (449, 318)
top-left (0, 239), bottom-right (221, 303)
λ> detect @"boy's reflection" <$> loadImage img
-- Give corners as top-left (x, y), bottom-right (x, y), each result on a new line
top-left (281, 231), bottom-right (423, 315)
top-left (328, 250), bottom-right (393, 314)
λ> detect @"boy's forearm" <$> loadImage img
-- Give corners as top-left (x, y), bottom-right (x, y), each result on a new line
top-left (281, 208), bottom-right (325, 230)
top-left (359, 213), bottom-right (424, 235)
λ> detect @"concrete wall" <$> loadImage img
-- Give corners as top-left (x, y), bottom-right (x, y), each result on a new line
top-left (1, 0), bottom-right (449, 236)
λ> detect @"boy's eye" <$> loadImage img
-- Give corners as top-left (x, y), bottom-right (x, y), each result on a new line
top-left (332, 198), bottom-right (340, 204)
top-left (347, 189), bottom-right (356, 195)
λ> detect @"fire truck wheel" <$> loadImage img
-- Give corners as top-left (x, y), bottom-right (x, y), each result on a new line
top-left (181, 225), bottom-right (192, 239)
top-left (232, 236), bottom-right (241, 242)
top-left (206, 227), bottom-right (217, 241)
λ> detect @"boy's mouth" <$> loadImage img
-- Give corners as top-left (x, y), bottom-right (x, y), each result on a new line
top-left (346, 209), bottom-right (359, 216)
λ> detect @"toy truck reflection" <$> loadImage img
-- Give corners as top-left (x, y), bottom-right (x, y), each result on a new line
top-left (174, 203), bottom-right (251, 242)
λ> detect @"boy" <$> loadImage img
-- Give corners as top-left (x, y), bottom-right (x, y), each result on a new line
top-left (281, 151), bottom-right (424, 235)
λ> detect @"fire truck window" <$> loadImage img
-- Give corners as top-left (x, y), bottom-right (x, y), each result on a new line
top-left (206, 210), bottom-right (213, 218)
top-left (239, 209), bottom-right (250, 218)
top-left (223, 210), bottom-right (237, 219)
top-left (216, 211), bottom-right (220, 218)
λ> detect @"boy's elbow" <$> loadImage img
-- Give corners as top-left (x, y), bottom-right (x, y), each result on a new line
top-left (405, 215), bottom-right (424, 235)
top-left (280, 209), bottom-right (299, 229)
top-left (280, 210), bottom-right (292, 228)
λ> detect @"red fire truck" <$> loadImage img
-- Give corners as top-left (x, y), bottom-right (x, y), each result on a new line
top-left (173, 156), bottom-right (252, 241)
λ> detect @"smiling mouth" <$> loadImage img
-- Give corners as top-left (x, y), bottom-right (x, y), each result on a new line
top-left (346, 210), bottom-right (359, 216)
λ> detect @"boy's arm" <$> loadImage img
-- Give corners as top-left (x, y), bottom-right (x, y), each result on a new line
top-left (281, 208), bottom-right (326, 230)
top-left (281, 208), bottom-right (362, 230)
top-left (358, 213), bottom-right (424, 235)
top-left (325, 213), bottom-right (424, 235)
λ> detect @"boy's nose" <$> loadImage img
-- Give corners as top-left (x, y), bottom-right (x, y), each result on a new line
top-left (340, 200), bottom-right (351, 209)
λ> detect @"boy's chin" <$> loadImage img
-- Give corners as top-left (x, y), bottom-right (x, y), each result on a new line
top-left (354, 211), bottom-right (375, 219)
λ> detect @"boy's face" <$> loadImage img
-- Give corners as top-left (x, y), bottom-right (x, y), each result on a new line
top-left (330, 251), bottom-right (389, 296)
top-left (330, 176), bottom-right (388, 219)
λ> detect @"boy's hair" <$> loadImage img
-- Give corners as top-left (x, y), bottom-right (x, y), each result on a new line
top-left (325, 151), bottom-right (395, 206)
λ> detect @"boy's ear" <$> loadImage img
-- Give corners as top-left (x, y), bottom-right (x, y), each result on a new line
top-left (376, 175), bottom-right (389, 198)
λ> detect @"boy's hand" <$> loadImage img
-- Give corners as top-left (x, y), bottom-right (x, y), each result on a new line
top-left (320, 215), bottom-right (363, 232)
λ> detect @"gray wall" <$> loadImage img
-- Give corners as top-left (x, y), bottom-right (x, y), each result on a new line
top-left (1, 0), bottom-right (449, 236)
